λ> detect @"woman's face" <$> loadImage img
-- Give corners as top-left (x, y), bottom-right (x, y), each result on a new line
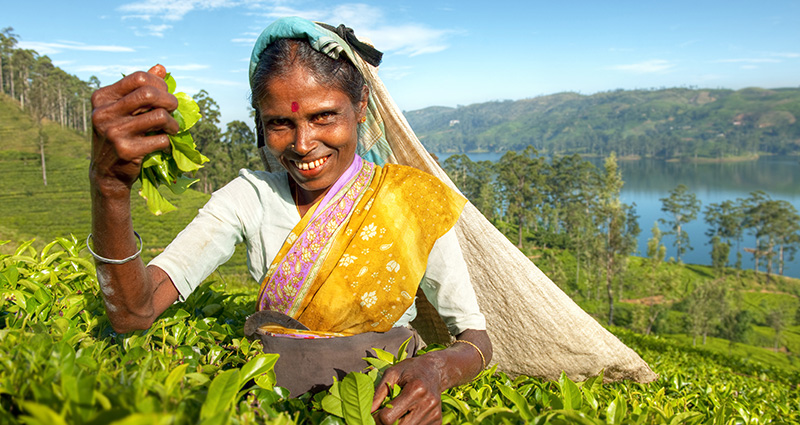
top-left (258, 65), bottom-right (366, 203)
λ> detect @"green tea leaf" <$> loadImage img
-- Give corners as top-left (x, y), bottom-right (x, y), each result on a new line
top-left (238, 353), bottom-right (279, 387)
top-left (339, 372), bottom-right (376, 425)
top-left (559, 371), bottom-right (582, 410)
top-left (605, 393), bottom-right (627, 425)
top-left (164, 363), bottom-right (189, 396)
top-left (21, 402), bottom-right (68, 425)
top-left (139, 174), bottom-right (177, 216)
top-left (174, 92), bottom-right (200, 132)
top-left (137, 74), bottom-right (208, 215)
top-left (497, 384), bottom-right (533, 421)
top-left (200, 369), bottom-right (240, 420)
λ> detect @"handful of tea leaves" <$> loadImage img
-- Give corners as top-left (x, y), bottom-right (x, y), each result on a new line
top-left (139, 70), bottom-right (208, 215)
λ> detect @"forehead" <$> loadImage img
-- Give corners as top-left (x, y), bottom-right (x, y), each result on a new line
top-left (257, 66), bottom-right (351, 113)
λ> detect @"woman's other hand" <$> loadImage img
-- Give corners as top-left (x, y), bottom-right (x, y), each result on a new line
top-left (371, 329), bottom-right (492, 425)
top-left (371, 355), bottom-right (445, 425)
top-left (90, 64), bottom-right (179, 195)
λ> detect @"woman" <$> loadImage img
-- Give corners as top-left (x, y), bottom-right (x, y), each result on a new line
top-left (90, 16), bottom-right (491, 424)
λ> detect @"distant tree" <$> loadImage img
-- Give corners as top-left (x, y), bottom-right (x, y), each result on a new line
top-left (643, 222), bottom-right (671, 335)
top-left (709, 236), bottom-right (730, 275)
top-left (718, 292), bottom-right (753, 353)
top-left (546, 154), bottom-right (596, 285)
top-left (191, 90), bottom-right (223, 193)
top-left (496, 146), bottom-right (547, 248)
top-left (740, 192), bottom-right (799, 279)
top-left (766, 309), bottom-right (786, 353)
top-left (687, 279), bottom-right (724, 346)
top-left (223, 119), bottom-right (259, 172)
top-left (659, 184), bottom-right (701, 262)
top-left (593, 153), bottom-right (639, 325)
top-left (704, 200), bottom-right (744, 273)
top-left (0, 27), bottom-right (19, 96)
top-left (443, 155), bottom-right (498, 219)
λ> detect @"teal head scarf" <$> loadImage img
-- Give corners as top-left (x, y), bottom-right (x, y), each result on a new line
top-left (249, 17), bottom-right (392, 166)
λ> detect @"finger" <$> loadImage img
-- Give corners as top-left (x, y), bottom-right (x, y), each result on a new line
top-left (92, 71), bottom-right (170, 110)
top-left (96, 103), bottom-right (179, 143)
top-left (105, 132), bottom-right (171, 163)
top-left (126, 84), bottom-right (179, 117)
top-left (147, 64), bottom-right (167, 79)
top-left (372, 374), bottom-right (398, 412)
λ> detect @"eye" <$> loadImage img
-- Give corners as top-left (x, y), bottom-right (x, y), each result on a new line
top-left (312, 111), bottom-right (336, 123)
top-left (265, 118), bottom-right (291, 130)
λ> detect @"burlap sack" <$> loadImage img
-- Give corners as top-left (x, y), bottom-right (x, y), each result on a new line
top-left (353, 58), bottom-right (657, 384)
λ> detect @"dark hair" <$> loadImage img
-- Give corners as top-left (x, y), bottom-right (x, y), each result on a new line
top-left (250, 38), bottom-right (365, 110)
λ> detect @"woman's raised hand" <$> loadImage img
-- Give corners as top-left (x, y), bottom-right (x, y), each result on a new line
top-left (90, 64), bottom-right (179, 195)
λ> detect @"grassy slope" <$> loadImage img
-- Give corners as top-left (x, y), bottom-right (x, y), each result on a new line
top-left (0, 94), bottom-right (250, 278)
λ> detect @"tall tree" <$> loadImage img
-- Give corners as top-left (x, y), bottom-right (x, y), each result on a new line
top-left (593, 153), bottom-right (639, 325)
top-left (704, 200), bottom-right (744, 273)
top-left (643, 222), bottom-right (671, 335)
top-left (443, 154), bottom-right (498, 220)
top-left (0, 27), bottom-right (19, 95)
top-left (659, 184), bottom-right (701, 262)
top-left (191, 90), bottom-right (222, 193)
top-left (497, 146), bottom-right (547, 249)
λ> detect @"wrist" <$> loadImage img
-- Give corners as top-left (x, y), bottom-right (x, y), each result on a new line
top-left (90, 168), bottom-right (135, 200)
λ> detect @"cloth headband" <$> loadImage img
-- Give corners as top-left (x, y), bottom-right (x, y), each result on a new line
top-left (249, 17), bottom-right (382, 89)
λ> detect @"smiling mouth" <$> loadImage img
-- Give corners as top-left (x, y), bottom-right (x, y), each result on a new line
top-left (293, 156), bottom-right (329, 171)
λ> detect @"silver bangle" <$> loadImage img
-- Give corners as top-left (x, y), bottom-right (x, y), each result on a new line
top-left (86, 231), bottom-right (143, 265)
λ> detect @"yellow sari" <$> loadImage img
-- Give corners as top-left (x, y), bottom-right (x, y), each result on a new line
top-left (256, 160), bottom-right (466, 337)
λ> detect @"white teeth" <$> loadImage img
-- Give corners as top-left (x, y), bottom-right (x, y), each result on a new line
top-left (295, 157), bottom-right (327, 171)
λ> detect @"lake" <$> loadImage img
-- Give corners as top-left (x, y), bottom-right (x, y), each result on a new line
top-left (435, 153), bottom-right (800, 279)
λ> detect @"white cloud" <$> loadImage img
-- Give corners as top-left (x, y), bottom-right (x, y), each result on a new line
top-left (17, 41), bottom-right (135, 55)
top-left (145, 24), bottom-right (173, 37)
top-left (117, 0), bottom-right (240, 22)
top-left (379, 65), bottom-right (412, 81)
top-left (768, 52), bottom-right (800, 59)
top-left (183, 76), bottom-right (247, 87)
top-left (256, 3), bottom-right (453, 57)
top-left (167, 63), bottom-right (211, 71)
top-left (714, 58), bottom-right (781, 64)
top-left (73, 64), bottom-right (144, 76)
top-left (609, 59), bottom-right (675, 73)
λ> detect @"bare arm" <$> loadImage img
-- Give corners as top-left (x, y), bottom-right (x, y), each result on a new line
top-left (90, 65), bottom-right (180, 333)
top-left (372, 329), bottom-right (492, 425)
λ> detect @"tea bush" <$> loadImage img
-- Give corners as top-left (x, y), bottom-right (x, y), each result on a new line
top-left (2, 237), bottom-right (798, 424)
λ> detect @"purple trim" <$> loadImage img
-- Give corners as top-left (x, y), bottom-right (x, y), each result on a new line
top-left (311, 155), bottom-right (362, 221)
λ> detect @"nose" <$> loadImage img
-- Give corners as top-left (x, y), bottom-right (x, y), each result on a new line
top-left (292, 123), bottom-right (317, 156)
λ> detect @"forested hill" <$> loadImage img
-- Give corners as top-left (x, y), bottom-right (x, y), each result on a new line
top-left (404, 87), bottom-right (800, 159)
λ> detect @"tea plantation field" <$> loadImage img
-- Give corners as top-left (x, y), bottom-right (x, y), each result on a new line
top-left (2, 237), bottom-right (799, 424)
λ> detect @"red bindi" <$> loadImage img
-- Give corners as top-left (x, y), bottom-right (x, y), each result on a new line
top-left (291, 101), bottom-right (299, 112)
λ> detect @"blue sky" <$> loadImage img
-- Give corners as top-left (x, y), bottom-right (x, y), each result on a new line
top-left (6, 0), bottom-right (800, 127)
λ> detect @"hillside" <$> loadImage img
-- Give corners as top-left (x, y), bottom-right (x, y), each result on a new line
top-left (405, 87), bottom-right (800, 158)
top-left (0, 93), bottom-right (250, 276)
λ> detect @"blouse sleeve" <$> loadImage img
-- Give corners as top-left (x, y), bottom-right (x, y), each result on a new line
top-left (148, 173), bottom-right (267, 301)
top-left (393, 216), bottom-right (486, 335)
top-left (420, 224), bottom-right (487, 335)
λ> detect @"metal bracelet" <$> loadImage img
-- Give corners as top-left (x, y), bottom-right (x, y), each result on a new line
top-left (86, 231), bottom-right (143, 265)
top-left (452, 339), bottom-right (487, 370)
